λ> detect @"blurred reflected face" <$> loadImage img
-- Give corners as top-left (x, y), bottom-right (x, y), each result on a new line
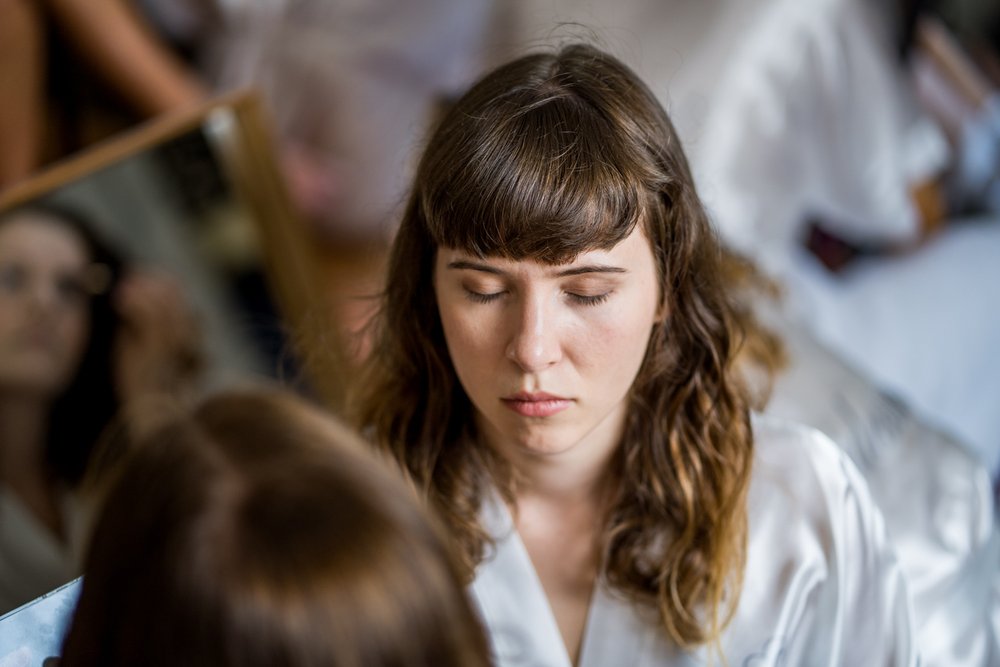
top-left (433, 227), bottom-right (661, 465)
top-left (0, 214), bottom-right (92, 397)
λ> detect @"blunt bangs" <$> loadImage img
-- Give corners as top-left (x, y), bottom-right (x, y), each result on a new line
top-left (419, 81), bottom-right (653, 264)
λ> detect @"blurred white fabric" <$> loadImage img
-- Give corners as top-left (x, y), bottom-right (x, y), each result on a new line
top-left (782, 216), bottom-right (1000, 472)
top-left (208, 0), bottom-right (509, 238)
top-left (756, 295), bottom-right (1000, 666)
top-left (684, 0), bottom-right (1000, 473)
top-left (504, 1), bottom-right (1000, 663)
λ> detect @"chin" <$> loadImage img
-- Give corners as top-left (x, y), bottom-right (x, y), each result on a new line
top-left (477, 409), bottom-right (584, 458)
top-left (508, 427), bottom-right (582, 457)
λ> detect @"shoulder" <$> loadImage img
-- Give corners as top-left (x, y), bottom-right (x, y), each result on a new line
top-left (747, 412), bottom-right (890, 554)
top-left (749, 412), bottom-right (866, 507)
top-left (728, 415), bottom-right (917, 665)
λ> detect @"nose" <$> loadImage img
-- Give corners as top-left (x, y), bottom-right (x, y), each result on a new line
top-left (505, 293), bottom-right (562, 372)
top-left (24, 278), bottom-right (61, 315)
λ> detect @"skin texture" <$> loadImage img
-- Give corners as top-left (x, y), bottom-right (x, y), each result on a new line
top-left (434, 226), bottom-right (661, 466)
top-left (433, 226), bottom-right (662, 660)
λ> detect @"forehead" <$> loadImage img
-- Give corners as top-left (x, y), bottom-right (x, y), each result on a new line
top-left (0, 214), bottom-right (89, 265)
top-left (435, 225), bottom-right (655, 273)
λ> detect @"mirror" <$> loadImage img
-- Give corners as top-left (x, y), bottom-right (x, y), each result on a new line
top-left (0, 91), bottom-right (339, 660)
top-left (0, 90), bottom-right (335, 398)
top-left (0, 579), bottom-right (79, 666)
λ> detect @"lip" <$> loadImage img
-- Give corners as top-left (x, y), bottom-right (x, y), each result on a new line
top-left (501, 391), bottom-right (573, 418)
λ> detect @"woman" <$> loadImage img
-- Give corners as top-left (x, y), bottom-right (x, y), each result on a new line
top-left (0, 203), bottom-right (197, 614)
top-left (59, 388), bottom-right (491, 667)
top-left (353, 44), bottom-right (918, 665)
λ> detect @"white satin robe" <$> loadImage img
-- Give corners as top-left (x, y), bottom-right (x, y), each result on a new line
top-left (689, 0), bottom-right (1000, 469)
top-left (470, 416), bottom-right (919, 666)
top-left (757, 303), bottom-right (1000, 666)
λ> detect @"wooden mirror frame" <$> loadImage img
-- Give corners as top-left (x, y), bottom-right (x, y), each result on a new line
top-left (0, 89), bottom-right (347, 410)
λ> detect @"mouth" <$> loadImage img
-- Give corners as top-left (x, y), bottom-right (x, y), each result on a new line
top-left (19, 331), bottom-right (58, 351)
top-left (501, 391), bottom-right (573, 418)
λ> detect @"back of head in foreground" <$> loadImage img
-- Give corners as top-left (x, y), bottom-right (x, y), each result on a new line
top-left (352, 43), bottom-right (755, 647)
top-left (59, 388), bottom-right (491, 667)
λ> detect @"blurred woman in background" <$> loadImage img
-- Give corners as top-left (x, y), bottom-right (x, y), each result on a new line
top-left (0, 203), bottom-right (198, 614)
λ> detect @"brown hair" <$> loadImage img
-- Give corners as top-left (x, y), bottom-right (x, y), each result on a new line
top-left (718, 249), bottom-right (788, 410)
top-left (59, 388), bottom-right (491, 667)
top-left (352, 44), bottom-right (755, 648)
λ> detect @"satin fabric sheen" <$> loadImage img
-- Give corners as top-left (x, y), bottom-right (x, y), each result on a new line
top-left (470, 416), bottom-right (919, 666)
top-left (761, 307), bottom-right (1000, 666)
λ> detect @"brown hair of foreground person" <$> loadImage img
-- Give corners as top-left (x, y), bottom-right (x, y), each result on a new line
top-left (59, 388), bottom-right (492, 667)
top-left (351, 42), bottom-right (756, 648)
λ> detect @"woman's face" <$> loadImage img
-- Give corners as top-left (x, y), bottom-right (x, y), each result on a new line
top-left (0, 214), bottom-right (92, 398)
top-left (433, 226), bottom-right (662, 466)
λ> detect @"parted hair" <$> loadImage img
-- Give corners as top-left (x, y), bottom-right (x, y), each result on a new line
top-left (351, 43), bottom-right (755, 648)
top-left (59, 388), bottom-right (491, 667)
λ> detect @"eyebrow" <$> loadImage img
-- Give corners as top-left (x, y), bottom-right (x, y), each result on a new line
top-left (445, 260), bottom-right (627, 277)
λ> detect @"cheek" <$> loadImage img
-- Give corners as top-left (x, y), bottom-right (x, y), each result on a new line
top-left (576, 303), bottom-right (656, 381)
top-left (437, 303), bottom-right (497, 382)
top-left (0, 300), bottom-right (18, 337)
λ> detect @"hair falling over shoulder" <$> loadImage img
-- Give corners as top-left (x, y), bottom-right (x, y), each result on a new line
top-left (351, 43), bottom-right (757, 649)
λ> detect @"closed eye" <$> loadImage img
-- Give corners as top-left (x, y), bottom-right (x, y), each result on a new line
top-left (567, 291), bottom-right (611, 306)
top-left (463, 288), bottom-right (506, 304)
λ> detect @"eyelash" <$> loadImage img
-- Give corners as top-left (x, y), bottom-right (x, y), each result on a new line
top-left (464, 289), bottom-right (504, 304)
top-left (568, 292), bottom-right (611, 306)
top-left (463, 289), bottom-right (611, 306)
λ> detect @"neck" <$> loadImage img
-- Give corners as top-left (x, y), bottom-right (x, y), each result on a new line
top-left (510, 446), bottom-right (617, 511)
top-left (0, 392), bottom-right (51, 485)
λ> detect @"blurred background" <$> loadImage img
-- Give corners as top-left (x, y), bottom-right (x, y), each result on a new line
top-left (1, 0), bottom-right (999, 637)
top-left (3, 0), bottom-right (1000, 472)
